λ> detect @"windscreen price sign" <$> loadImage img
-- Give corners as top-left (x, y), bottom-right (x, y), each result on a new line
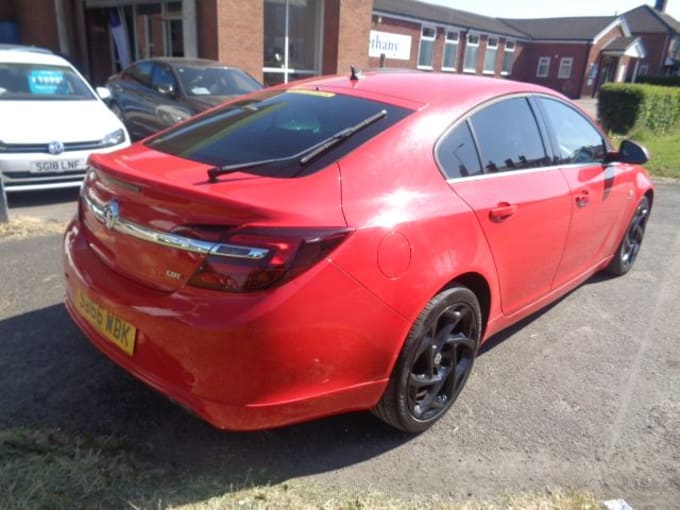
top-left (369, 31), bottom-right (412, 60)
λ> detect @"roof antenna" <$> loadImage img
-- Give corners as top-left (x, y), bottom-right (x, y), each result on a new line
top-left (350, 65), bottom-right (362, 81)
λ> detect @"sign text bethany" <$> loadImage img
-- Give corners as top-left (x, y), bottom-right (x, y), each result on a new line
top-left (369, 30), bottom-right (412, 60)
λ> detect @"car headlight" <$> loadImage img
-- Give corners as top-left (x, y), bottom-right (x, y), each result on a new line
top-left (101, 129), bottom-right (126, 147)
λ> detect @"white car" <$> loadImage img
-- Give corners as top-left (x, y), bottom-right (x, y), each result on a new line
top-left (0, 46), bottom-right (130, 192)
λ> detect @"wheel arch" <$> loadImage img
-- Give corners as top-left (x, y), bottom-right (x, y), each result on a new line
top-left (440, 271), bottom-right (492, 338)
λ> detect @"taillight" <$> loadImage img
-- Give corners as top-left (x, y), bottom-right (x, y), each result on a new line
top-left (187, 227), bottom-right (350, 292)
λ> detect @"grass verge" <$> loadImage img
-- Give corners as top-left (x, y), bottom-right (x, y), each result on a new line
top-left (0, 428), bottom-right (603, 510)
top-left (625, 128), bottom-right (680, 179)
top-left (0, 216), bottom-right (66, 241)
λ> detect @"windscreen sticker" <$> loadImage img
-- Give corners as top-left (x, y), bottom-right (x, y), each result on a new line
top-left (28, 70), bottom-right (65, 95)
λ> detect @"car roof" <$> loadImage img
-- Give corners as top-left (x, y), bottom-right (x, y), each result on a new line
top-left (290, 70), bottom-right (565, 111)
top-left (0, 44), bottom-right (53, 54)
top-left (0, 47), bottom-right (73, 67)
top-left (138, 57), bottom-right (236, 68)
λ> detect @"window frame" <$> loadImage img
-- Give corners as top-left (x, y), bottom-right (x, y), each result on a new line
top-left (417, 24), bottom-right (437, 70)
top-left (501, 40), bottom-right (516, 75)
top-left (434, 94), bottom-right (553, 182)
top-left (483, 37), bottom-right (499, 75)
top-left (532, 95), bottom-right (611, 166)
top-left (536, 56), bottom-right (551, 78)
top-left (441, 29), bottom-right (460, 72)
top-left (463, 33), bottom-right (480, 73)
top-left (557, 57), bottom-right (574, 79)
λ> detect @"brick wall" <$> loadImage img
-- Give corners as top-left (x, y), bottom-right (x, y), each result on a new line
top-left (209, 0), bottom-right (264, 82)
top-left (368, 15), bottom-right (521, 78)
top-left (336, 0), bottom-right (371, 74)
top-left (635, 32), bottom-right (670, 75)
top-left (14, 0), bottom-right (59, 50)
top-left (0, 1), bottom-right (16, 19)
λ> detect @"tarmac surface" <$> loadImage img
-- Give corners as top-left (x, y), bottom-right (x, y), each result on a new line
top-left (0, 182), bottom-right (678, 508)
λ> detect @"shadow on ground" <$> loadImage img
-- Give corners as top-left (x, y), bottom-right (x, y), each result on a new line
top-left (0, 304), bottom-right (415, 506)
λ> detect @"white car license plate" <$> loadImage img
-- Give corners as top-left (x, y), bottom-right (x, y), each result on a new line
top-left (30, 159), bottom-right (85, 173)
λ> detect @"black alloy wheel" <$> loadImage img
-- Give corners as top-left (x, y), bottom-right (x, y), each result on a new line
top-left (373, 285), bottom-right (481, 433)
top-left (607, 195), bottom-right (651, 276)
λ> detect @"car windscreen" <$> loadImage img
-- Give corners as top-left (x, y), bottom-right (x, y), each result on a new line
top-left (145, 89), bottom-right (413, 177)
top-left (0, 63), bottom-right (94, 100)
top-left (175, 65), bottom-right (262, 97)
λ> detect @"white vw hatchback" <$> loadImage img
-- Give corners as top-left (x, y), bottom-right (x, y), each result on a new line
top-left (0, 46), bottom-right (130, 192)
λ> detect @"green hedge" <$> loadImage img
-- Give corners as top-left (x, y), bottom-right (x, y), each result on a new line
top-left (637, 75), bottom-right (680, 87)
top-left (598, 83), bottom-right (680, 134)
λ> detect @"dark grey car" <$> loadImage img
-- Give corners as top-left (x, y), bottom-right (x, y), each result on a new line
top-left (105, 57), bottom-right (262, 140)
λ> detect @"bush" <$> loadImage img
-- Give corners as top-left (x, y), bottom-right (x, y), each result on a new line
top-left (637, 75), bottom-right (680, 87)
top-left (598, 83), bottom-right (680, 134)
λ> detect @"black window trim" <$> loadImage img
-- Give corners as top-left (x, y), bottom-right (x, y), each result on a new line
top-left (434, 92), bottom-right (555, 182)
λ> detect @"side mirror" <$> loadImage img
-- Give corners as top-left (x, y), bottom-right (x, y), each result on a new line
top-left (95, 86), bottom-right (112, 101)
top-left (605, 139), bottom-right (649, 165)
top-left (157, 84), bottom-right (175, 97)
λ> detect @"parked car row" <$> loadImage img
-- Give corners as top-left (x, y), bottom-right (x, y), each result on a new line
top-left (0, 47), bottom-right (260, 192)
top-left (0, 45), bottom-right (654, 435)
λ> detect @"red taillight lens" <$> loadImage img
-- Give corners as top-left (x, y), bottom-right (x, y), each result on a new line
top-left (187, 228), bottom-right (350, 292)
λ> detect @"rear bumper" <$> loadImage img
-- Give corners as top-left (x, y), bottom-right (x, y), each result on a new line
top-left (62, 218), bottom-right (409, 430)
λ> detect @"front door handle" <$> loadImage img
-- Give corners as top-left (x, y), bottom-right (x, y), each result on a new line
top-left (576, 190), bottom-right (590, 208)
top-left (489, 202), bottom-right (517, 222)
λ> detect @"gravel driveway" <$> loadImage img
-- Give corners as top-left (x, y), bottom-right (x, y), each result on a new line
top-left (1, 182), bottom-right (678, 509)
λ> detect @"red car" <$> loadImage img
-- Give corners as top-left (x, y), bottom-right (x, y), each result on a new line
top-left (63, 71), bottom-right (653, 433)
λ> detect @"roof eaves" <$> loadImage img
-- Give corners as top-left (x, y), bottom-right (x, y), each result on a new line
top-left (373, 8), bottom-right (530, 40)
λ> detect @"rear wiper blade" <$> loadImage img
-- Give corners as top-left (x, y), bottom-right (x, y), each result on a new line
top-left (299, 109), bottom-right (387, 165)
top-left (207, 156), bottom-right (292, 182)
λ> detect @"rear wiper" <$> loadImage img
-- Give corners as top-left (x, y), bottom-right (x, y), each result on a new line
top-left (299, 109), bottom-right (387, 165)
top-left (207, 156), bottom-right (292, 182)
top-left (207, 109), bottom-right (388, 182)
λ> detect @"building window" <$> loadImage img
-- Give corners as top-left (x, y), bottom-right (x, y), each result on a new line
top-left (418, 25), bottom-right (436, 69)
top-left (263, 0), bottom-right (322, 86)
top-left (442, 30), bottom-right (459, 71)
top-left (483, 37), bottom-right (498, 74)
top-left (463, 33), bottom-right (479, 72)
top-left (502, 40), bottom-right (515, 75)
top-left (558, 57), bottom-right (573, 79)
top-left (536, 56), bottom-right (551, 78)
top-left (639, 64), bottom-right (649, 75)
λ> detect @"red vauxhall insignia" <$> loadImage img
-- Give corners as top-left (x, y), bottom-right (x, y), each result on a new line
top-left (63, 71), bottom-right (653, 433)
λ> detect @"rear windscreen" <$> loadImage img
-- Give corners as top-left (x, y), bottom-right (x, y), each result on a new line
top-left (145, 89), bottom-right (413, 177)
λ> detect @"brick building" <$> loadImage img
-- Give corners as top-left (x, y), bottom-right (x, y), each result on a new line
top-left (0, 0), bottom-right (678, 97)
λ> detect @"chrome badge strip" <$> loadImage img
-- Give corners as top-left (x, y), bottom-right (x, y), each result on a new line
top-left (83, 193), bottom-right (269, 260)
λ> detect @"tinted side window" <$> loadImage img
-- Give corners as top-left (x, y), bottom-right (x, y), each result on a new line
top-left (151, 64), bottom-right (177, 91)
top-left (538, 98), bottom-right (606, 164)
top-left (470, 97), bottom-right (548, 173)
top-left (128, 62), bottom-right (153, 86)
top-left (437, 121), bottom-right (482, 179)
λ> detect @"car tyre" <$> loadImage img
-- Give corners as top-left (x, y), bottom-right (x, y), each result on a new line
top-left (373, 285), bottom-right (481, 433)
top-left (606, 195), bottom-right (651, 276)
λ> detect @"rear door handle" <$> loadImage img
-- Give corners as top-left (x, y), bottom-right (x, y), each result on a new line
top-left (576, 190), bottom-right (590, 208)
top-left (489, 202), bottom-right (517, 222)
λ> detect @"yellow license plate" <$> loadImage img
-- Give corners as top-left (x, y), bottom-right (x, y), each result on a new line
top-left (75, 289), bottom-right (137, 356)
